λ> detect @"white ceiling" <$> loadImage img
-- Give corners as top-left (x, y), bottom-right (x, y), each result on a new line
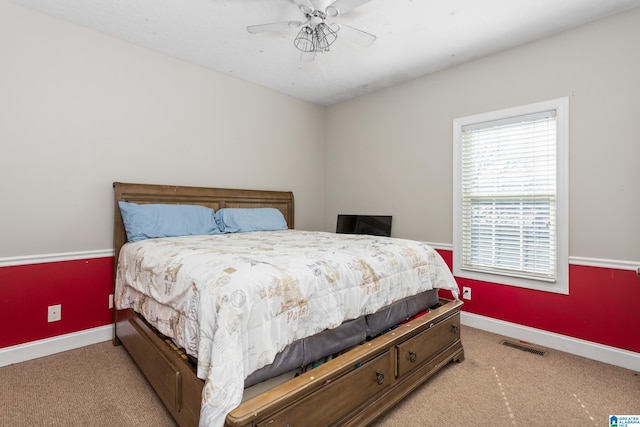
top-left (12, 0), bottom-right (640, 105)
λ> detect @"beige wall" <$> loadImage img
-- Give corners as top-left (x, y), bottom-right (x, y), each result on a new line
top-left (326, 8), bottom-right (640, 262)
top-left (0, 1), bottom-right (326, 257)
top-left (2, 1), bottom-right (639, 263)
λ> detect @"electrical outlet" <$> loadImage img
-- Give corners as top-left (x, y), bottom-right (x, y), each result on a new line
top-left (462, 287), bottom-right (471, 300)
top-left (109, 294), bottom-right (114, 309)
top-left (48, 304), bottom-right (61, 322)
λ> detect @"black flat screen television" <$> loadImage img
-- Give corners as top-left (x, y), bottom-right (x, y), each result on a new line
top-left (336, 215), bottom-right (392, 237)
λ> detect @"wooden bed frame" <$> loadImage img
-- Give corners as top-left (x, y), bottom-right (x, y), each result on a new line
top-left (113, 182), bottom-right (464, 427)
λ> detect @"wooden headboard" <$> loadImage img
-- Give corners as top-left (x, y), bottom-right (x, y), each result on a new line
top-left (113, 182), bottom-right (295, 268)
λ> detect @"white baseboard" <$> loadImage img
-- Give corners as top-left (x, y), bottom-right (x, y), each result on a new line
top-left (0, 325), bottom-right (114, 367)
top-left (461, 312), bottom-right (640, 372)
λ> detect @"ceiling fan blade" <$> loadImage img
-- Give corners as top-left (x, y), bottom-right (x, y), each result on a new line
top-left (291, 0), bottom-right (314, 13)
top-left (326, 0), bottom-right (371, 16)
top-left (310, 0), bottom-right (326, 11)
top-left (247, 21), bottom-right (303, 34)
top-left (332, 23), bottom-right (376, 47)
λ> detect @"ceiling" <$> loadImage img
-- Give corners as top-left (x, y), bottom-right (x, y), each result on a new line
top-left (12, 0), bottom-right (640, 105)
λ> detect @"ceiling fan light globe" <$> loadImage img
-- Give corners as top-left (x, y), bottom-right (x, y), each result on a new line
top-left (316, 23), bottom-right (338, 47)
top-left (294, 26), bottom-right (316, 52)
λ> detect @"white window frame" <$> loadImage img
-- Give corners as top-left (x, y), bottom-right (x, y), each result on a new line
top-left (453, 98), bottom-right (569, 294)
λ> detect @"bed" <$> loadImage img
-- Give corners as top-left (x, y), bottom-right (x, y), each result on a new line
top-left (112, 182), bottom-right (464, 427)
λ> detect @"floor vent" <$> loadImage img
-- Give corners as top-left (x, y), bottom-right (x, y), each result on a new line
top-left (501, 340), bottom-right (547, 356)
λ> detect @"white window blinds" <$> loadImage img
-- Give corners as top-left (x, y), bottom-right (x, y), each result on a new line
top-left (460, 111), bottom-right (557, 281)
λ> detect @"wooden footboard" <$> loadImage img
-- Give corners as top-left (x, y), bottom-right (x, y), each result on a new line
top-left (115, 299), bottom-right (463, 427)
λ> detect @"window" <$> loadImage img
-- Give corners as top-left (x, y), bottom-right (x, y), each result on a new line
top-left (453, 98), bottom-right (568, 294)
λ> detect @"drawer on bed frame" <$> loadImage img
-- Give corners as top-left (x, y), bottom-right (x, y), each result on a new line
top-left (254, 350), bottom-right (393, 427)
top-left (228, 299), bottom-right (464, 427)
top-left (395, 312), bottom-right (460, 378)
top-left (116, 310), bottom-right (203, 426)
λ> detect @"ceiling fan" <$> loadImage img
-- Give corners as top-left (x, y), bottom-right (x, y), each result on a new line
top-left (246, 0), bottom-right (376, 55)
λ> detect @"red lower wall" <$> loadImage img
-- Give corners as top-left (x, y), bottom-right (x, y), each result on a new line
top-left (1, 253), bottom-right (638, 355)
top-left (435, 250), bottom-right (640, 354)
top-left (0, 257), bottom-right (113, 348)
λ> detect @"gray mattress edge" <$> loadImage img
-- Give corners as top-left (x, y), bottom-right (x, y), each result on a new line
top-left (244, 288), bottom-right (439, 387)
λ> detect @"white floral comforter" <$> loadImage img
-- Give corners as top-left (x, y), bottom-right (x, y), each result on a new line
top-left (115, 230), bottom-right (458, 426)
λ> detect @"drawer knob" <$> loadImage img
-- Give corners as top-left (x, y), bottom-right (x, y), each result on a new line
top-left (409, 350), bottom-right (417, 363)
top-left (451, 324), bottom-right (459, 334)
top-left (376, 369), bottom-right (385, 385)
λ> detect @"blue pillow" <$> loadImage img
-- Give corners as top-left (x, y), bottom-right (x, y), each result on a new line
top-left (119, 201), bottom-right (221, 242)
top-left (215, 208), bottom-right (288, 233)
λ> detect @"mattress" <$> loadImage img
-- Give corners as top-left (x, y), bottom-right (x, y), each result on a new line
top-left (115, 230), bottom-right (459, 426)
